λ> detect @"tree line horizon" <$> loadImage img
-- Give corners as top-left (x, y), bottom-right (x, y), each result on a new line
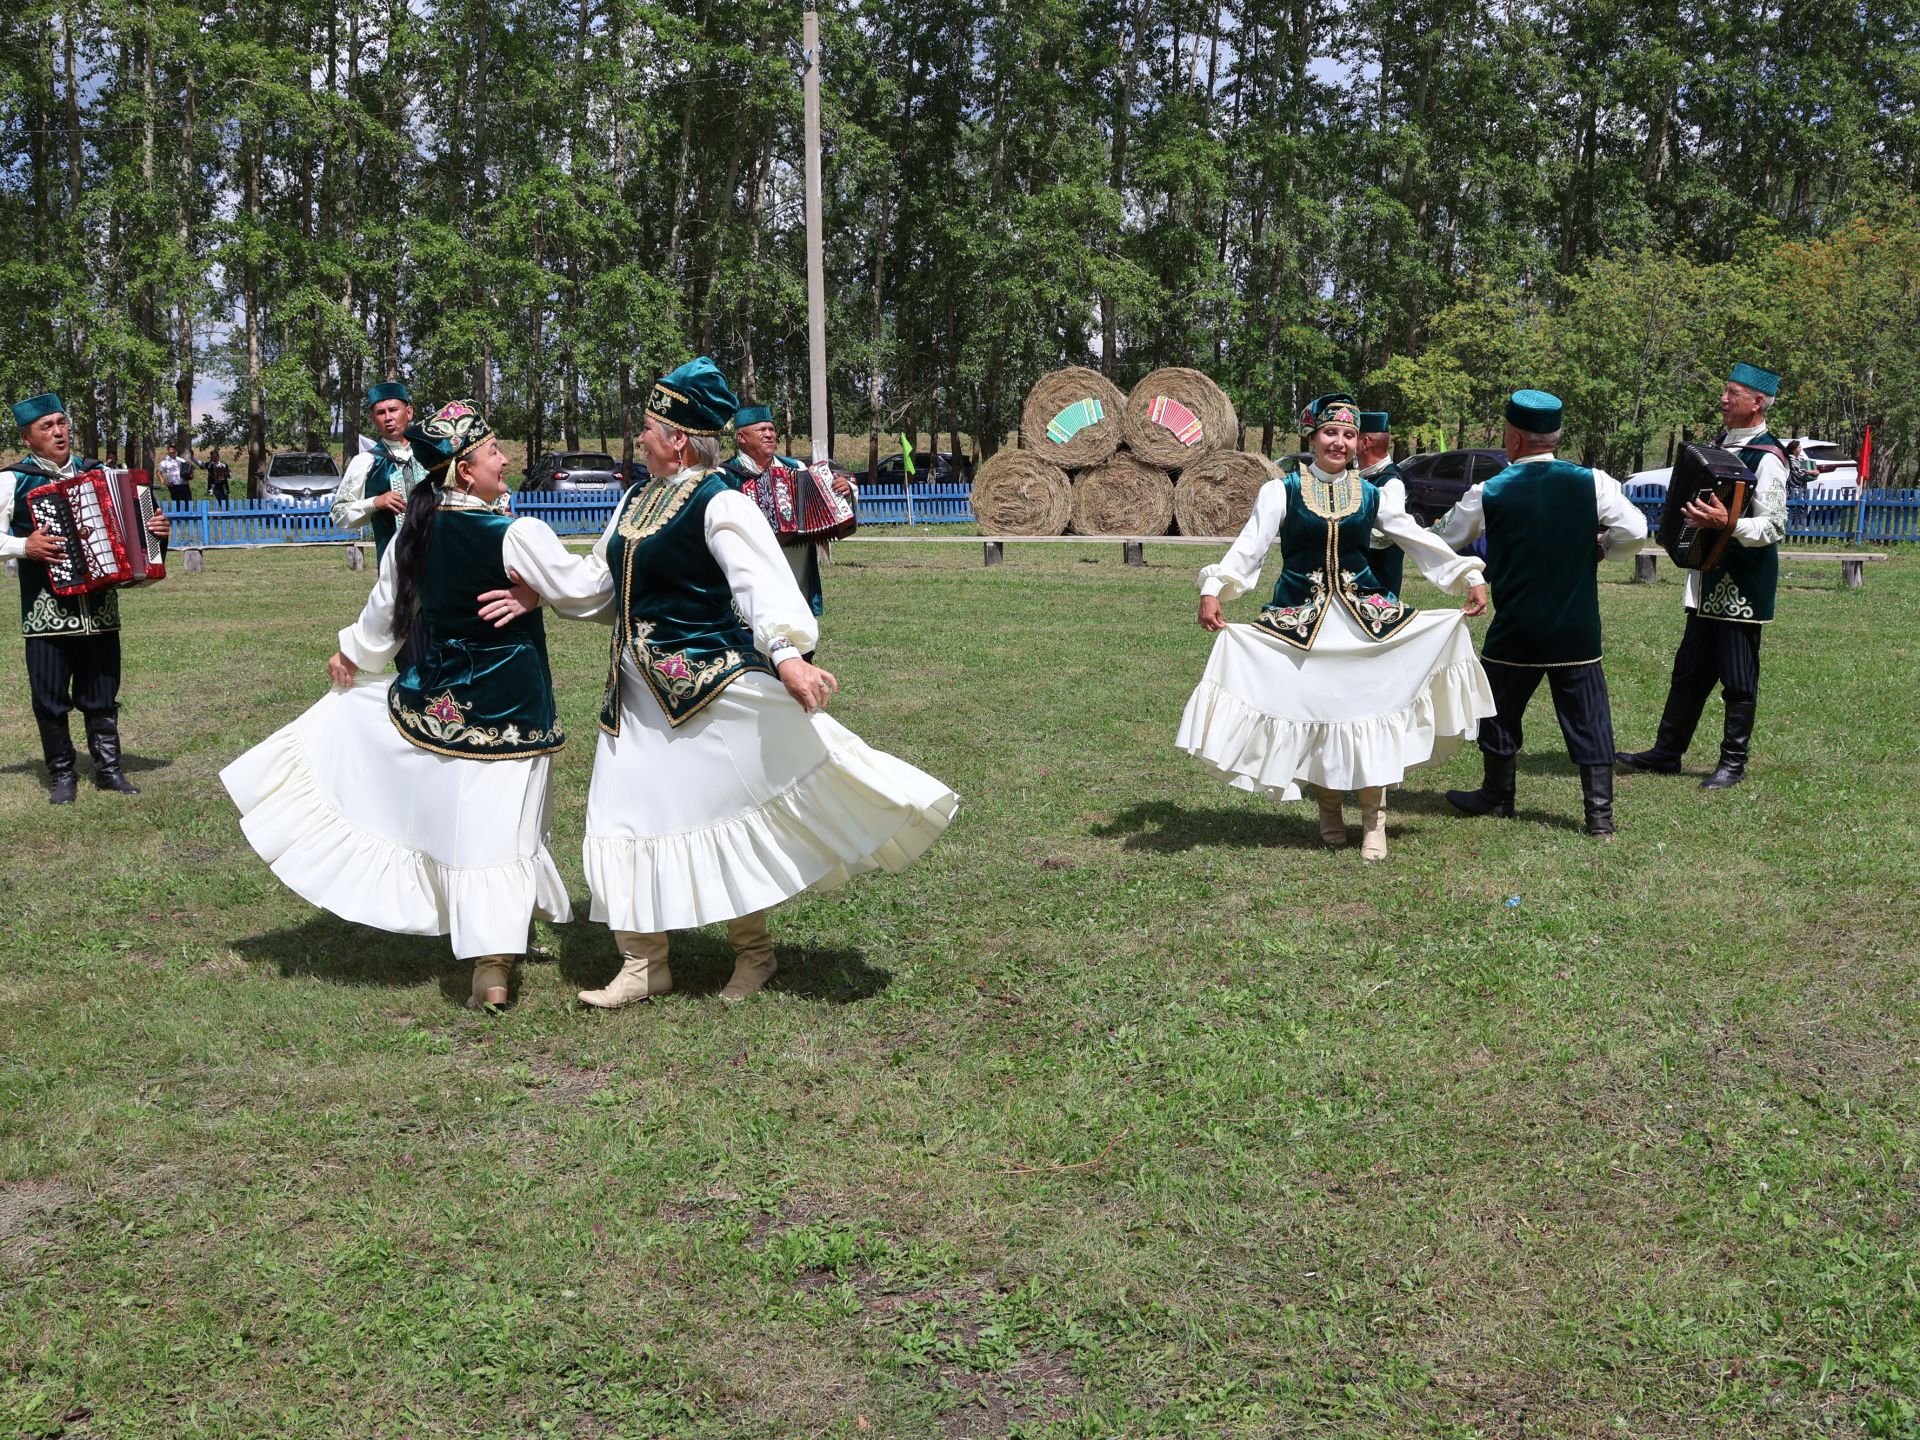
top-left (4, 0), bottom-right (1918, 490)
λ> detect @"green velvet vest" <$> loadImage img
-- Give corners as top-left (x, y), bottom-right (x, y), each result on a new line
top-left (364, 445), bottom-right (423, 559)
top-left (721, 453), bottom-right (823, 616)
top-left (8, 457), bottom-right (122, 638)
top-left (386, 507), bottom-right (564, 759)
top-left (599, 470), bottom-right (776, 732)
top-left (1695, 431), bottom-right (1781, 624)
top-left (1254, 471), bottom-right (1418, 650)
top-left (1362, 463), bottom-right (1407, 597)
top-left (1479, 459), bottom-right (1604, 666)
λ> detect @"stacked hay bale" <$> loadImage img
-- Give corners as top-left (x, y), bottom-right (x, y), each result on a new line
top-left (995, 364), bottom-right (1271, 537)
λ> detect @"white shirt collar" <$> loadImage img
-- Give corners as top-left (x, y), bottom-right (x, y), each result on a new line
top-left (1723, 423), bottom-right (1765, 444)
top-left (27, 451), bottom-right (78, 477)
top-left (1306, 461), bottom-right (1347, 482)
top-left (1359, 458), bottom-right (1392, 478)
top-left (379, 438), bottom-right (414, 460)
top-left (1513, 451), bottom-right (1555, 465)
top-left (732, 451), bottom-right (766, 476)
top-left (440, 487), bottom-right (510, 515)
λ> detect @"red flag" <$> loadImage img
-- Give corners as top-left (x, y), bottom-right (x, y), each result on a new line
top-left (1856, 425), bottom-right (1873, 491)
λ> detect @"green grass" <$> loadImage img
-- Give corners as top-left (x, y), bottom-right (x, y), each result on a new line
top-left (2, 542), bottom-right (1917, 1439)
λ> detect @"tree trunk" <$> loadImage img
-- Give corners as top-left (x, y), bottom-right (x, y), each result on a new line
top-left (244, 128), bottom-right (266, 497)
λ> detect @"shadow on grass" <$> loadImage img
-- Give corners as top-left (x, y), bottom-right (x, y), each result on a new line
top-left (1089, 801), bottom-right (1320, 852)
top-left (546, 917), bottom-right (893, 1005)
top-left (0, 750), bottom-right (172, 777)
top-left (233, 914), bottom-right (464, 993)
top-left (1390, 784), bottom-right (1586, 832)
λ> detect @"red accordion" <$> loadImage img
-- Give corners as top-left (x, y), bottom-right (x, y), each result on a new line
top-left (24, 467), bottom-right (167, 596)
top-left (741, 458), bottom-right (857, 544)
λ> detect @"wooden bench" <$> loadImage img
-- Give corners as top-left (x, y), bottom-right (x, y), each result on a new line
top-left (1631, 547), bottom-right (1886, 589)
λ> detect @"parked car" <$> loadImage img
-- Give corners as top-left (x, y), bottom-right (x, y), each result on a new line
top-left (522, 450), bottom-right (624, 493)
top-left (261, 450), bottom-right (343, 502)
top-left (870, 451), bottom-right (970, 486)
top-left (1396, 449), bottom-right (1509, 524)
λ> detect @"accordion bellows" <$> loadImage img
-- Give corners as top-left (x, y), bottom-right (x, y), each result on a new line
top-left (739, 459), bottom-right (856, 544)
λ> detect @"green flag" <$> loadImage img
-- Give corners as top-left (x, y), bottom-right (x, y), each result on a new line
top-left (900, 435), bottom-right (915, 477)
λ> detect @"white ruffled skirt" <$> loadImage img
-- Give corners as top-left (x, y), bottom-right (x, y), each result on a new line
top-left (583, 658), bottom-right (959, 933)
top-left (220, 674), bottom-right (571, 958)
top-left (1176, 605), bottom-right (1496, 800)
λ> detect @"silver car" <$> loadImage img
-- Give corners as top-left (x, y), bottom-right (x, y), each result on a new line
top-left (262, 450), bottom-right (342, 502)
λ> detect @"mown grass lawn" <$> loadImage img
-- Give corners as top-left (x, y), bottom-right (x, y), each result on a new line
top-left (2, 540), bottom-right (1916, 1439)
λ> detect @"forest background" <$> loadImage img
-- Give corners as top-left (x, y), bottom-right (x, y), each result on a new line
top-left (2, 0), bottom-right (1919, 491)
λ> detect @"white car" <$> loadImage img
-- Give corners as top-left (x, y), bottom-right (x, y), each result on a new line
top-left (1627, 436), bottom-right (1858, 496)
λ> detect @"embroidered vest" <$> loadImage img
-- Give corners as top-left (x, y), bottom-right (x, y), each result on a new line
top-left (599, 470), bottom-right (776, 732)
top-left (1254, 471), bottom-right (1418, 650)
top-left (386, 508), bottom-right (564, 759)
top-left (721, 454), bottom-right (823, 615)
top-left (1695, 431), bottom-right (1781, 624)
top-left (8, 457), bottom-right (122, 639)
top-left (1479, 459), bottom-right (1604, 665)
top-left (364, 445), bottom-right (423, 559)
top-left (1362, 463), bottom-right (1407, 598)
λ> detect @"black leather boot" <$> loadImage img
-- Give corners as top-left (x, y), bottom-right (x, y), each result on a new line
top-left (1614, 746), bottom-right (1680, 774)
top-left (39, 714), bottom-right (78, 805)
top-left (1580, 764), bottom-right (1616, 835)
top-left (1617, 686), bottom-right (1702, 773)
top-left (84, 713), bottom-right (140, 794)
top-left (1446, 751), bottom-right (1517, 818)
top-left (1701, 701), bottom-right (1754, 790)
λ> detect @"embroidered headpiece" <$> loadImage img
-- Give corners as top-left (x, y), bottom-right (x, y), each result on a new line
top-left (1299, 392), bottom-right (1360, 436)
top-left (405, 400), bottom-right (494, 475)
top-left (647, 357), bottom-right (739, 437)
top-left (12, 393), bottom-right (63, 431)
top-left (1727, 362), bottom-right (1780, 397)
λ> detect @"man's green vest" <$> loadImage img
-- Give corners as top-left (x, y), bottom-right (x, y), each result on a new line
top-left (8, 457), bottom-right (121, 638)
top-left (386, 506), bottom-right (563, 759)
top-left (1695, 431), bottom-right (1782, 624)
top-left (1362, 462), bottom-right (1407, 597)
top-left (599, 469), bottom-right (776, 732)
top-left (364, 444), bottom-right (421, 560)
top-left (1254, 471), bottom-right (1419, 650)
top-left (1479, 458), bottom-right (1604, 666)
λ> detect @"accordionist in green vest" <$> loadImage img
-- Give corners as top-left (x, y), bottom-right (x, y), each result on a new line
top-left (1617, 362), bottom-right (1788, 790)
top-left (331, 380), bottom-right (427, 562)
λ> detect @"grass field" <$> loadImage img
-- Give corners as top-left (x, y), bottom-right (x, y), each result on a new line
top-left (2, 542), bottom-right (1917, 1439)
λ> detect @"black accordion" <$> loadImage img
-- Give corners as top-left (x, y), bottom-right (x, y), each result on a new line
top-left (24, 467), bottom-right (167, 596)
top-left (1657, 444), bottom-right (1751, 570)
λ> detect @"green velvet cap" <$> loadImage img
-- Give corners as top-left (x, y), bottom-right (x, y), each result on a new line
top-left (1358, 411), bottom-right (1390, 434)
top-left (12, 393), bottom-right (63, 430)
top-left (366, 380), bottom-right (412, 407)
top-left (647, 357), bottom-right (738, 437)
top-left (406, 399), bottom-right (494, 474)
top-left (1727, 362), bottom-right (1780, 397)
top-left (1505, 389), bottom-right (1563, 432)
top-left (1299, 392), bottom-right (1360, 435)
top-left (733, 403), bottom-right (774, 429)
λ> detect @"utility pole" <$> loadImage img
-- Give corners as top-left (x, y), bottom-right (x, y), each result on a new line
top-left (802, 8), bottom-right (829, 465)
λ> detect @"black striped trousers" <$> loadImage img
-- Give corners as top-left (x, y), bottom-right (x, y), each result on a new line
top-left (25, 633), bottom-right (122, 721)
top-left (1477, 658), bottom-right (1616, 767)
top-left (1647, 611), bottom-right (1762, 754)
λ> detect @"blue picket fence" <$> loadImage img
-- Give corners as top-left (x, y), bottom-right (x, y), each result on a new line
top-left (165, 481), bottom-right (977, 548)
top-left (1621, 485), bottom-right (1920, 546)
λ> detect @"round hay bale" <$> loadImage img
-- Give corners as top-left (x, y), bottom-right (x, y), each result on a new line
top-left (971, 450), bottom-right (1071, 536)
top-left (1020, 367), bottom-right (1125, 469)
top-left (1070, 452), bottom-right (1175, 536)
top-left (1122, 367), bottom-right (1239, 469)
top-left (1173, 450), bottom-right (1279, 538)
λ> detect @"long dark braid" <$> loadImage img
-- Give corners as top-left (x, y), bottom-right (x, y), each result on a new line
top-left (390, 469), bottom-right (445, 640)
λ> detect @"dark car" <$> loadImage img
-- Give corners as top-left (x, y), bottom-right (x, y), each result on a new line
top-left (871, 451), bottom-right (969, 486)
top-left (523, 450), bottom-right (623, 494)
top-left (1396, 449), bottom-right (1509, 525)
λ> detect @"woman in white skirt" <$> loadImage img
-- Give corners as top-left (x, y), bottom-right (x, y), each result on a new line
top-left (1178, 393), bottom-right (1495, 859)
top-left (546, 358), bottom-right (956, 1006)
top-left (222, 401), bottom-right (611, 1007)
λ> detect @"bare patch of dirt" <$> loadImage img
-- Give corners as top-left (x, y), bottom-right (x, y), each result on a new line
top-left (0, 1179), bottom-right (76, 1274)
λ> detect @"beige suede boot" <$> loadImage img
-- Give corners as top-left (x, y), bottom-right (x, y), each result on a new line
top-left (720, 911), bottom-right (777, 1003)
top-left (468, 955), bottom-right (515, 1010)
top-left (1315, 787), bottom-right (1347, 847)
top-left (1358, 786), bottom-right (1389, 861)
top-left (577, 931), bottom-right (673, 1009)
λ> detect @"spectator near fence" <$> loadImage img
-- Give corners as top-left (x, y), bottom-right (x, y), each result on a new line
top-left (205, 449), bottom-right (231, 502)
top-left (158, 444), bottom-right (189, 502)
